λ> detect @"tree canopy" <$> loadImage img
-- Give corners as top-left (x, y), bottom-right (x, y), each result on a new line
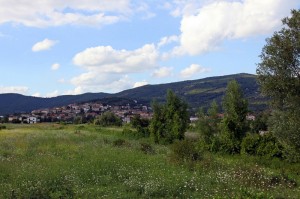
top-left (256, 9), bottom-right (300, 162)
top-left (150, 90), bottom-right (189, 144)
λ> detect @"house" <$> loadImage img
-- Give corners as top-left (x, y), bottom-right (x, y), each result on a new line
top-left (26, 116), bottom-right (39, 124)
top-left (246, 114), bottom-right (256, 121)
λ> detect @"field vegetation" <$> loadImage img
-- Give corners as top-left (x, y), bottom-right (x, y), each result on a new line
top-left (0, 123), bottom-right (299, 198)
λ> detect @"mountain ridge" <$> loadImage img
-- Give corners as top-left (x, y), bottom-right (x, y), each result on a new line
top-left (0, 73), bottom-right (267, 115)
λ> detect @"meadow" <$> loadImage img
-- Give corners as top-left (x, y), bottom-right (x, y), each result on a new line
top-left (0, 123), bottom-right (299, 198)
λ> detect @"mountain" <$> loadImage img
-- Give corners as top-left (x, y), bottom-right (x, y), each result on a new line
top-left (0, 93), bottom-right (110, 115)
top-left (0, 73), bottom-right (267, 115)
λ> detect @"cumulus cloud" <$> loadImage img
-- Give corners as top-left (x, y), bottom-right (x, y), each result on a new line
top-left (71, 44), bottom-right (161, 93)
top-left (152, 67), bottom-right (173, 78)
top-left (133, 81), bottom-right (148, 88)
top-left (0, 86), bottom-right (29, 94)
top-left (173, 0), bottom-right (298, 55)
top-left (0, 0), bottom-right (132, 27)
top-left (51, 63), bottom-right (60, 70)
top-left (32, 39), bottom-right (57, 52)
top-left (73, 44), bottom-right (159, 73)
top-left (180, 64), bottom-right (210, 78)
top-left (69, 73), bottom-right (133, 94)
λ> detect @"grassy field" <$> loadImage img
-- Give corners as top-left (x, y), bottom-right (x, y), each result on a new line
top-left (0, 124), bottom-right (299, 198)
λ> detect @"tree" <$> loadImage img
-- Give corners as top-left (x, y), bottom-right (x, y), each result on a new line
top-left (130, 115), bottom-right (150, 137)
top-left (196, 100), bottom-right (220, 148)
top-left (256, 9), bottom-right (300, 161)
top-left (220, 80), bottom-right (248, 153)
top-left (150, 90), bottom-right (189, 144)
top-left (94, 112), bottom-right (122, 127)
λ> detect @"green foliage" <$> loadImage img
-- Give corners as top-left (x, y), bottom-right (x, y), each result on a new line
top-left (0, 125), bottom-right (6, 130)
top-left (241, 133), bottom-right (283, 158)
top-left (73, 116), bottom-right (86, 124)
top-left (130, 115), bottom-right (150, 137)
top-left (257, 10), bottom-right (300, 161)
top-left (241, 133), bottom-right (261, 155)
top-left (150, 90), bottom-right (189, 144)
top-left (249, 111), bottom-right (269, 133)
top-left (219, 80), bottom-right (249, 153)
top-left (94, 112), bottom-right (122, 127)
top-left (0, 124), bottom-right (300, 198)
top-left (269, 110), bottom-right (300, 162)
top-left (170, 140), bottom-right (201, 163)
top-left (122, 127), bottom-right (136, 137)
top-left (113, 138), bottom-right (126, 147)
top-left (139, 142), bottom-right (155, 154)
top-left (196, 101), bottom-right (221, 150)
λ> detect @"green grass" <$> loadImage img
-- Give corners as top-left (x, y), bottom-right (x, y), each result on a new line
top-left (0, 124), bottom-right (299, 198)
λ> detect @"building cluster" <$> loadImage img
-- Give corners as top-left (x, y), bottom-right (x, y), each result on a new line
top-left (7, 101), bottom-right (152, 124)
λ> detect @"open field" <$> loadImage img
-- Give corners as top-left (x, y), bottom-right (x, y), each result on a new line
top-left (0, 124), bottom-right (299, 198)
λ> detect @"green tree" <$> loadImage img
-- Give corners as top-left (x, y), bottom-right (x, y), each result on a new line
top-left (256, 9), bottom-right (300, 161)
top-left (150, 90), bottom-right (189, 144)
top-left (220, 80), bottom-right (248, 153)
top-left (94, 112), bottom-right (122, 127)
top-left (130, 115), bottom-right (150, 137)
top-left (196, 101), bottom-right (220, 149)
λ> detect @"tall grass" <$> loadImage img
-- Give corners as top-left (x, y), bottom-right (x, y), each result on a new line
top-left (0, 124), bottom-right (299, 198)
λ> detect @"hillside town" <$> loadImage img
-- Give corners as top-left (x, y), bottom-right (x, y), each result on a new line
top-left (4, 101), bottom-right (153, 124)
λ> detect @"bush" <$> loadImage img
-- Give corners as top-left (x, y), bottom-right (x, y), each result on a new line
top-left (217, 133), bottom-right (241, 154)
top-left (0, 125), bottom-right (6, 130)
top-left (94, 112), bottom-right (122, 127)
top-left (170, 140), bottom-right (201, 163)
top-left (241, 133), bottom-right (283, 158)
top-left (113, 139), bottom-right (126, 147)
top-left (241, 133), bottom-right (261, 155)
top-left (140, 142), bottom-right (155, 154)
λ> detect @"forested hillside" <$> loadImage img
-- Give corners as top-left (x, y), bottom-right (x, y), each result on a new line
top-left (0, 73), bottom-right (267, 115)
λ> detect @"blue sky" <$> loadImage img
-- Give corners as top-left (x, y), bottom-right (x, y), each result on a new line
top-left (0, 0), bottom-right (299, 97)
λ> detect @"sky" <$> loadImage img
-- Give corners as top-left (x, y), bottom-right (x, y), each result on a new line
top-left (0, 0), bottom-right (299, 97)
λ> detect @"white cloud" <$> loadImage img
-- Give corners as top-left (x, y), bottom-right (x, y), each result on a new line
top-left (157, 35), bottom-right (179, 48)
top-left (73, 44), bottom-right (159, 73)
top-left (32, 39), bottom-right (57, 52)
top-left (69, 74), bottom-right (133, 94)
top-left (180, 64), bottom-right (210, 78)
top-left (32, 93), bottom-right (41, 97)
top-left (167, 0), bottom-right (205, 17)
top-left (46, 90), bottom-right (59, 98)
top-left (173, 0), bottom-right (298, 55)
top-left (152, 67), bottom-right (173, 78)
top-left (133, 81), bottom-right (148, 88)
top-left (0, 0), bottom-right (132, 27)
top-left (51, 63), bottom-right (60, 70)
top-left (0, 86), bottom-right (29, 94)
top-left (71, 43), bottom-right (161, 93)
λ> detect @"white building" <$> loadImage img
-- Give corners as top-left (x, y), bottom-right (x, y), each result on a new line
top-left (26, 117), bottom-right (39, 124)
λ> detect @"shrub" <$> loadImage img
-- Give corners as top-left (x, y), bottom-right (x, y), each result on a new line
top-left (113, 139), bottom-right (126, 147)
top-left (241, 133), bottom-right (261, 155)
top-left (94, 112), bottom-right (122, 127)
top-left (170, 140), bottom-right (201, 163)
top-left (217, 133), bottom-right (241, 154)
top-left (241, 133), bottom-right (283, 158)
top-left (140, 142), bottom-right (155, 154)
top-left (0, 125), bottom-right (6, 130)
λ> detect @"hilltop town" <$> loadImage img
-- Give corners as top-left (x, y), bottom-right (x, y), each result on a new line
top-left (4, 101), bottom-right (152, 124)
